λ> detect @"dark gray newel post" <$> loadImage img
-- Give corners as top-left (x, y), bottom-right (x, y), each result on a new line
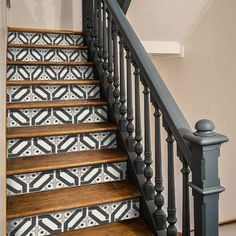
top-left (184, 119), bottom-right (228, 236)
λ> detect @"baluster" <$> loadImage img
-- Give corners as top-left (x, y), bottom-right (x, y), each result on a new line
top-left (133, 65), bottom-right (144, 174)
top-left (181, 158), bottom-right (190, 236)
top-left (93, 0), bottom-right (99, 63)
top-left (86, 0), bottom-right (94, 51)
top-left (164, 124), bottom-right (177, 236)
top-left (142, 80), bottom-right (154, 200)
top-left (97, 0), bottom-right (103, 74)
top-left (112, 25), bottom-right (120, 115)
top-left (107, 11), bottom-right (113, 100)
top-left (118, 36), bottom-right (127, 132)
top-left (102, 1), bottom-right (108, 83)
top-left (125, 48), bottom-right (134, 152)
top-left (152, 102), bottom-right (166, 230)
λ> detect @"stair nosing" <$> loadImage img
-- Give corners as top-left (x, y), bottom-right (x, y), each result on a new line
top-left (8, 44), bottom-right (88, 50)
top-left (7, 181), bottom-right (140, 220)
top-left (7, 149), bottom-right (128, 175)
top-left (8, 27), bottom-right (84, 35)
top-left (7, 99), bottom-right (107, 110)
top-left (7, 61), bottom-right (93, 66)
top-left (7, 122), bottom-right (117, 139)
top-left (6, 80), bottom-right (100, 86)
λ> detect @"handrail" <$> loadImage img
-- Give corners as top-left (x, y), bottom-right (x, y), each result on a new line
top-left (105, 0), bottom-right (192, 166)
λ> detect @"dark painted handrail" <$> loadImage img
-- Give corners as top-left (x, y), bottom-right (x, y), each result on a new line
top-left (105, 0), bottom-right (192, 166)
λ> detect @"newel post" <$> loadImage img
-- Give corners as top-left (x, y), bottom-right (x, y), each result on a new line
top-left (184, 119), bottom-right (228, 236)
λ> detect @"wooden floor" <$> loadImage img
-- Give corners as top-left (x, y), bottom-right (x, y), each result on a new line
top-left (7, 149), bottom-right (128, 175)
top-left (7, 99), bottom-right (108, 110)
top-left (54, 218), bottom-right (154, 236)
top-left (7, 181), bottom-right (140, 220)
top-left (7, 122), bottom-right (117, 139)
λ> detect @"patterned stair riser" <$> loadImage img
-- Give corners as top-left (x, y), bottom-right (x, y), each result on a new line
top-left (7, 85), bottom-right (100, 103)
top-left (8, 132), bottom-right (117, 158)
top-left (8, 106), bottom-right (107, 127)
top-left (8, 48), bottom-right (88, 62)
top-left (7, 65), bottom-right (94, 81)
top-left (7, 162), bottom-right (127, 196)
top-left (7, 199), bottom-right (140, 236)
top-left (8, 32), bottom-right (83, 46)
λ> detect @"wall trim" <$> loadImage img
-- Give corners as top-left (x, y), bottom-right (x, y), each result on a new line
top-left (141, 40), bottom-right (184, 56)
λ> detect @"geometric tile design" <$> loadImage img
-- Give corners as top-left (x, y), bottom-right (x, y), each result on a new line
top-left (8, 32), bottom-right (84, 46)
top-left (7, 199), bottom-right (140, 236)
top-left (7, 132), bottom-right (117, 158)
top-left (8, 48), bottom-right (88, 62)
top-left (8, 106), bottom-right (107, 127)
top-left (7, 162), bottom-right (127, 196)
top-left (7, 85), bottom-right (100, 103)
top-left (7, 65), bottom-right (94, 81)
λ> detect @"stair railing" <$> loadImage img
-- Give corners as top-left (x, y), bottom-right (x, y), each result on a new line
top-left (83, 1), bottom-right (228, 235)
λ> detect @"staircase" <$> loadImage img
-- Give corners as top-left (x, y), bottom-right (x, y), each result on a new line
top-left (6, 27), bottom-right (153, 235)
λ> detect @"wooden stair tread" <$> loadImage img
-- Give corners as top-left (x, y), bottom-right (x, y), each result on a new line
top-left (54, 218), bottom-right (154, 236)
top-left (7, 99), bottom-right (107, 110)
top-left (7, 80), bottom-right (100, 86)
top-left (7, 181), bottom-right (140, 220)
top-left (7, 122), bottom-right (117, 139)
top-left (8, 44), bottom-right (88, 50)
top-left (8, 27), bottom-right (83, 35)
top-left (7, 61), bottom-right (93, 66)
top-left (7, 149), bottom-right (128, 175)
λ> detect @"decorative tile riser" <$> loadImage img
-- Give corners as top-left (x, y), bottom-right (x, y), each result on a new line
top-left (7, 162), bottom-right (127, 196)
top-left (7, 132), bottom-right (117, 158)
top-left (8, 32), bottom-right (83, 46)
top-left (7, 65), bottom-right (94, 81)
top-left (8, 48), bottom-right (88, 62)
top-left (8, 106), bottom-right (107, 127)
top-left (7, 199), bottom-right (140, 236)
top-left (7, 85), bottom-right (100, 103)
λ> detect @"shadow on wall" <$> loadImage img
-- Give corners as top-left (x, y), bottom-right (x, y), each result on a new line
top-left (8, 0), bottom-right (82, 30)
top-left (59, 0), bottom-right (73, 29)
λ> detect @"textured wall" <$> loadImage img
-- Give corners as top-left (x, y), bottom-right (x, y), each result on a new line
top-left (8, 0), bottom-right (82, 30)
top-left (0, 0), bottom-right (7, 234)
top-left (152, 0), bottom-right (236, 223)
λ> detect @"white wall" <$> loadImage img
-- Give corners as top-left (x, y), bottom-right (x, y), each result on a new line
top-left (8, 0), bottom-right (82, 30)
top-left (151, 0), bottom-right (236, 223)
top-left (0, 0), bottom-right (7, 234)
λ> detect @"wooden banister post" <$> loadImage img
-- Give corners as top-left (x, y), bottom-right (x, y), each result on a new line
top-left (184, 119), bottom-right (228, 236)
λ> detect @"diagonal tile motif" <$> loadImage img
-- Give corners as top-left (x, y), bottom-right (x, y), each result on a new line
top-left (8, 48), bottom-right (88, 62)
top-left (7, 85), bottom-right (100, 103)
top-left (7, 162), bottom-right (127, 195)
top-left (7, 65), bottom-right (94, 81)
top-left (8, 106), bottom-right (107, 127)
top-left (8, 32), bottom-right (84, 46)
top-left (7, 199), bottom-right (140, 236)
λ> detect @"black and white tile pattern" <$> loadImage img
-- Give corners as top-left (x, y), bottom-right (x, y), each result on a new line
top-left (8, 132), bottom-right (117, 158)
top-left (7, 199), bottom-right (140, 236)
top-left (7, 65), bottom-right (94, 81)
top-left (7, 162), bottom-right (127, 196)
top-left (8, 106), bottom-right (107, 127)
top-left (8, 48), bottom-right (88, 62)
top-left (7, 85), bottom-right (100, 103)
top-left (8, 32), bottom-right (84, 46)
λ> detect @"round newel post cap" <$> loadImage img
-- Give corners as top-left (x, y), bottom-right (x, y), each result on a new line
top-left (194, 119), bottom-right (215, 137)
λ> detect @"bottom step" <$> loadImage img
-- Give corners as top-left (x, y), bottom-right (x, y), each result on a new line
top-left (54, 218), bottom-right (154, 236)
